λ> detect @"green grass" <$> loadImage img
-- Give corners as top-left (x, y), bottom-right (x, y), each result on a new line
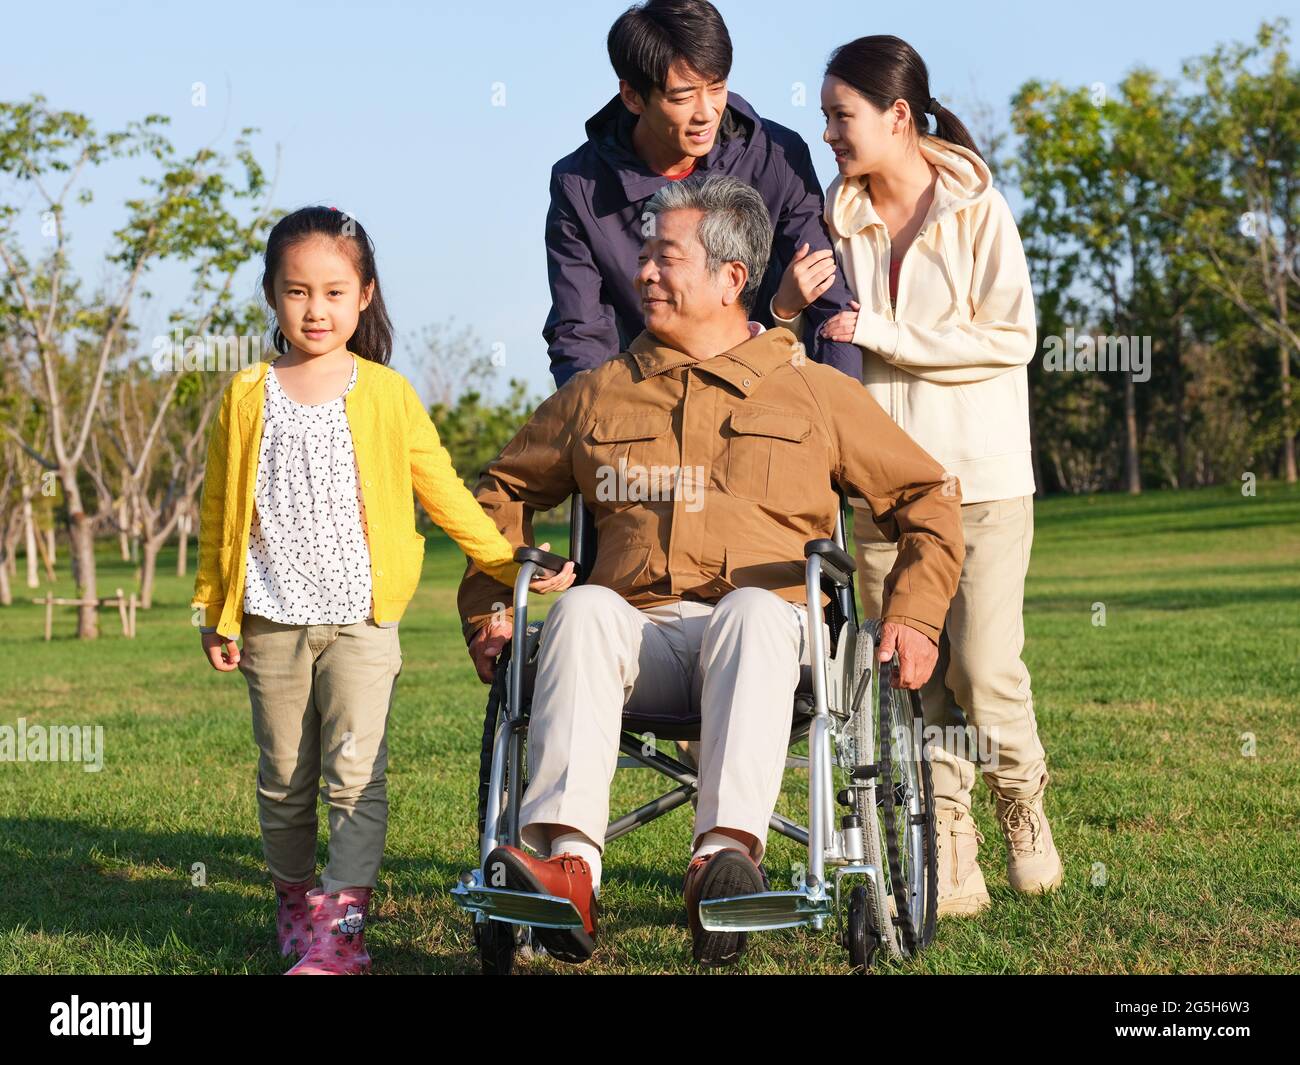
top-left (1, 483), bottom-right (1297, 974)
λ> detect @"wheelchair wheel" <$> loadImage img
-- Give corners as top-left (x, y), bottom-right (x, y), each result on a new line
top-left (476, 662), bottom-right (508, 837)
top-left (473, 915), bottom-right (518, 975)
top-left (473, 644), bottom-right (535, 975)
top-left (845, 885), bottom-right (882, 973)
top-left (848, 630), bottom-right (899, 961)
top-left (475, 646), bottom-right (531, 839)
top-left (876, 657), bottom-right (938, 957)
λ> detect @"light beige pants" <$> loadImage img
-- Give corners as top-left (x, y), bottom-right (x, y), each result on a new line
top-left (519, 585), bottom-right (824, 864)
top-left (238, 612), bottom-right (402, 894)
top-left (853, 496), bottom-right (1047, 812)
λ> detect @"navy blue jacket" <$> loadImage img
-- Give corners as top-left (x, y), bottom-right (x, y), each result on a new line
top-left (543, 91), bottom-right (861, 387)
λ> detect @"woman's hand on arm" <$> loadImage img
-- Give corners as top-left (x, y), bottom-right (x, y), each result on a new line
top-left (820, 299), bottom-right (861, 344)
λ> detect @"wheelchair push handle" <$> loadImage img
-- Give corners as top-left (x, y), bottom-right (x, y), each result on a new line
top-left (514, 545), bottom-right (580, 581)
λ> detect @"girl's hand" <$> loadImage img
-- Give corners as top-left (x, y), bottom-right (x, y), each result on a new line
top-left (772, 243), bottom-right (838, 321)
top-left (202, 631), bottom-right (241, 671)
top-left (528, 541), bottom-right (576, 595)
top-left (820, 299), bottom-right (861, 343)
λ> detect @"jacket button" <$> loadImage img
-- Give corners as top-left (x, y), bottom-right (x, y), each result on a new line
top-left (743, 378), bottom-right (752, 387)
top-left (364, 480), bottom-right (372, 487)
top-left (376, 569), bottom-right (383, 577)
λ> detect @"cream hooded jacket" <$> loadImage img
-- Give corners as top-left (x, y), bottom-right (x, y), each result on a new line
top-left (778, 136), bottom-right (1037, 504)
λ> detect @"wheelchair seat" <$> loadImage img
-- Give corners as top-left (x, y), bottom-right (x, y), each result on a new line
top-left (512, 617), bottom-right (817, 742)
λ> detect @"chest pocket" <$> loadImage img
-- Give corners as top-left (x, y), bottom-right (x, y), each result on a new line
top-left (725, 406), bottom-right (815, 508)
top-left (588, 412), bottom-right (674, 504)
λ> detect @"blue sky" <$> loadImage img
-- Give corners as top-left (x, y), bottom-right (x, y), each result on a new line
top-left (1, 0), bottom-right (1288, 398)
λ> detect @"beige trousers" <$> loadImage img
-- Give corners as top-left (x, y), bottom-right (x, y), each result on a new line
top-left (519, 585), bottom-right (824, 864)
top-left (853, 496), bottom-right (1047, 812)
top-left (237, 612), bottom-right (402, 893)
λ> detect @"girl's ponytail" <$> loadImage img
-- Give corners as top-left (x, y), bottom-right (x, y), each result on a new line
top-left (826, 35), bottom-right (984, 161)
top-left (262, 206), bottom-right (395, 365)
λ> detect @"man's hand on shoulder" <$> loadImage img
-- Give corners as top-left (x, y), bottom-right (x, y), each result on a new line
top-left (877, 620), bottom-right (938, 690)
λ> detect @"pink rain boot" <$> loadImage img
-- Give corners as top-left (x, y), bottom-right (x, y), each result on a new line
top-left (273, 876), bottom-right (316, 960)
top-left (285, 887), bottom-right (373, 975)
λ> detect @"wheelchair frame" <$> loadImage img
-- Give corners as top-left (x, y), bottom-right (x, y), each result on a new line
top-left (452, 493), bottom-right (936, 971)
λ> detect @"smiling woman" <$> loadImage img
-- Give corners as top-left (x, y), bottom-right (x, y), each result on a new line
top-left (770, 33), bottom-right (1060, 920)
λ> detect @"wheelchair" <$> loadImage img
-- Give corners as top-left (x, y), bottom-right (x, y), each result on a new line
top-left (452, 493), bottom-right (938, 973)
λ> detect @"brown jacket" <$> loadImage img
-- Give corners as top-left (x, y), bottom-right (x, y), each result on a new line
top-left (458, 326), bottom-right (965, 641)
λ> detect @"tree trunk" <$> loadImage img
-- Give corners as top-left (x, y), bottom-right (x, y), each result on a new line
top-left (0, 550), bottom-right (10, 606)
top-left (1173, 332), bottom-right (1187, 489)
top-left (140, 537), bottom-right (160, 610)
top-left (63, 476), bottom-right (98, 640)
top-left (1124, 374), bottom-right (1141, 494)
top-left (177, 510), bottom-right (190, 576)
top-left (119, 499), bottom-right (131, 560)
top-left (47, 525), bottom-right (56, 565)
top-left (23, 490), bottom-right (38, 588)
top-left (1281, 340), bottom-right (1296, 484)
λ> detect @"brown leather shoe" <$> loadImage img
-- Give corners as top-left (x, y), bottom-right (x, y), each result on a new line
top-left (683, 848), bottom-right (765, 967)
top-left (483, 846), bottom-right (598, 964)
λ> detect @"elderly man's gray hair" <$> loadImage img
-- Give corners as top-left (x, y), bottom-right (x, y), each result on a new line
top-left (643, 174), bottom-right (774, 312)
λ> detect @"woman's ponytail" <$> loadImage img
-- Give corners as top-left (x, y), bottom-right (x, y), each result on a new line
top-left (926, 98), bottom-right (983, 160)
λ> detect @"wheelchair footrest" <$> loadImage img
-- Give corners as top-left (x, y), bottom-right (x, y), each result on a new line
top-left (698, 889), bottom-right (834, 931)
top-left (451, 881), bottom-right (585, 929)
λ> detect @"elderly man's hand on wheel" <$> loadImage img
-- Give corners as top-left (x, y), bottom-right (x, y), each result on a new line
top-left (469, 616), bottom-right (514, 684)
top-left (469, 542), bottom-right (574, 684)
top-left (877, 620), bottom-right (938, 690)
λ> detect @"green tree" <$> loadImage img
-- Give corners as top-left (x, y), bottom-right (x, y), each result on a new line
top-left (0, 95), bottom-right (276, 636)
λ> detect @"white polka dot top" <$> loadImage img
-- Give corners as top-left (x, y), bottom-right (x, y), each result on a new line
top-left (242, 356), bottom-right (374, 625)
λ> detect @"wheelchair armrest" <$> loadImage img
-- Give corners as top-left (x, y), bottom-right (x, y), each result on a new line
top-left (804, 539), bottom-right (854, 588)
top-left (514, 545), bottom-right (579, 580)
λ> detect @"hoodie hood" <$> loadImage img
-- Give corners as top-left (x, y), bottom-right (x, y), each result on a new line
top-left (827, 135), bottom-right (992, 240)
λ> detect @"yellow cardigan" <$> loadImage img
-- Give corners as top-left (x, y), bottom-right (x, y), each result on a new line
top-left (192, 353), bottom-right (519, 638)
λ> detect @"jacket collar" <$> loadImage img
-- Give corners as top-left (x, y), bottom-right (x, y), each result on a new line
top-left (584, 91), bottom-right (756, 204)
top-left (826, 134), bottom-right (993, 240)
top-left (628, 326), bottom-right (798, 398)
top-left (235, 350), bottom-right (372, 420)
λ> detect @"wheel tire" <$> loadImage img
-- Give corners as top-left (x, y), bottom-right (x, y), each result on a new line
top-left (474, 916), bottom-right (517, 975)
top-left (846, 885), bottom-right (882, 973)
top-left (473, 634), bottom-right (538, 976)
top-left (877, 662), bottom-right (938, 956)
top-left (849, 626), bottom-right (903, 958)
top-left (475, 664), bottom-right (508, 838)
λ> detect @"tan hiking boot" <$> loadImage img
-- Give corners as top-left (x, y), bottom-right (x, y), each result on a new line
top-left (934, 806), bottom-right (991, 917)
top-left (994, 777), bottom-right (1064, 894)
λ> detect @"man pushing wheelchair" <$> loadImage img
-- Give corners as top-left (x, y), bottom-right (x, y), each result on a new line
top-left (456, 175), bottom-right (964, 967)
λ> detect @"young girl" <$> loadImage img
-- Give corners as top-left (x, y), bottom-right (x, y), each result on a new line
top-left (770, 36), bottom-right (1062, 918)
top-left (191, 206), bottom-right (572, 975)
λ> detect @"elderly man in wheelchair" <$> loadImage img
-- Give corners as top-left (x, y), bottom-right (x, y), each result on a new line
top-left (452, 174), bottom-right (964, 972)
